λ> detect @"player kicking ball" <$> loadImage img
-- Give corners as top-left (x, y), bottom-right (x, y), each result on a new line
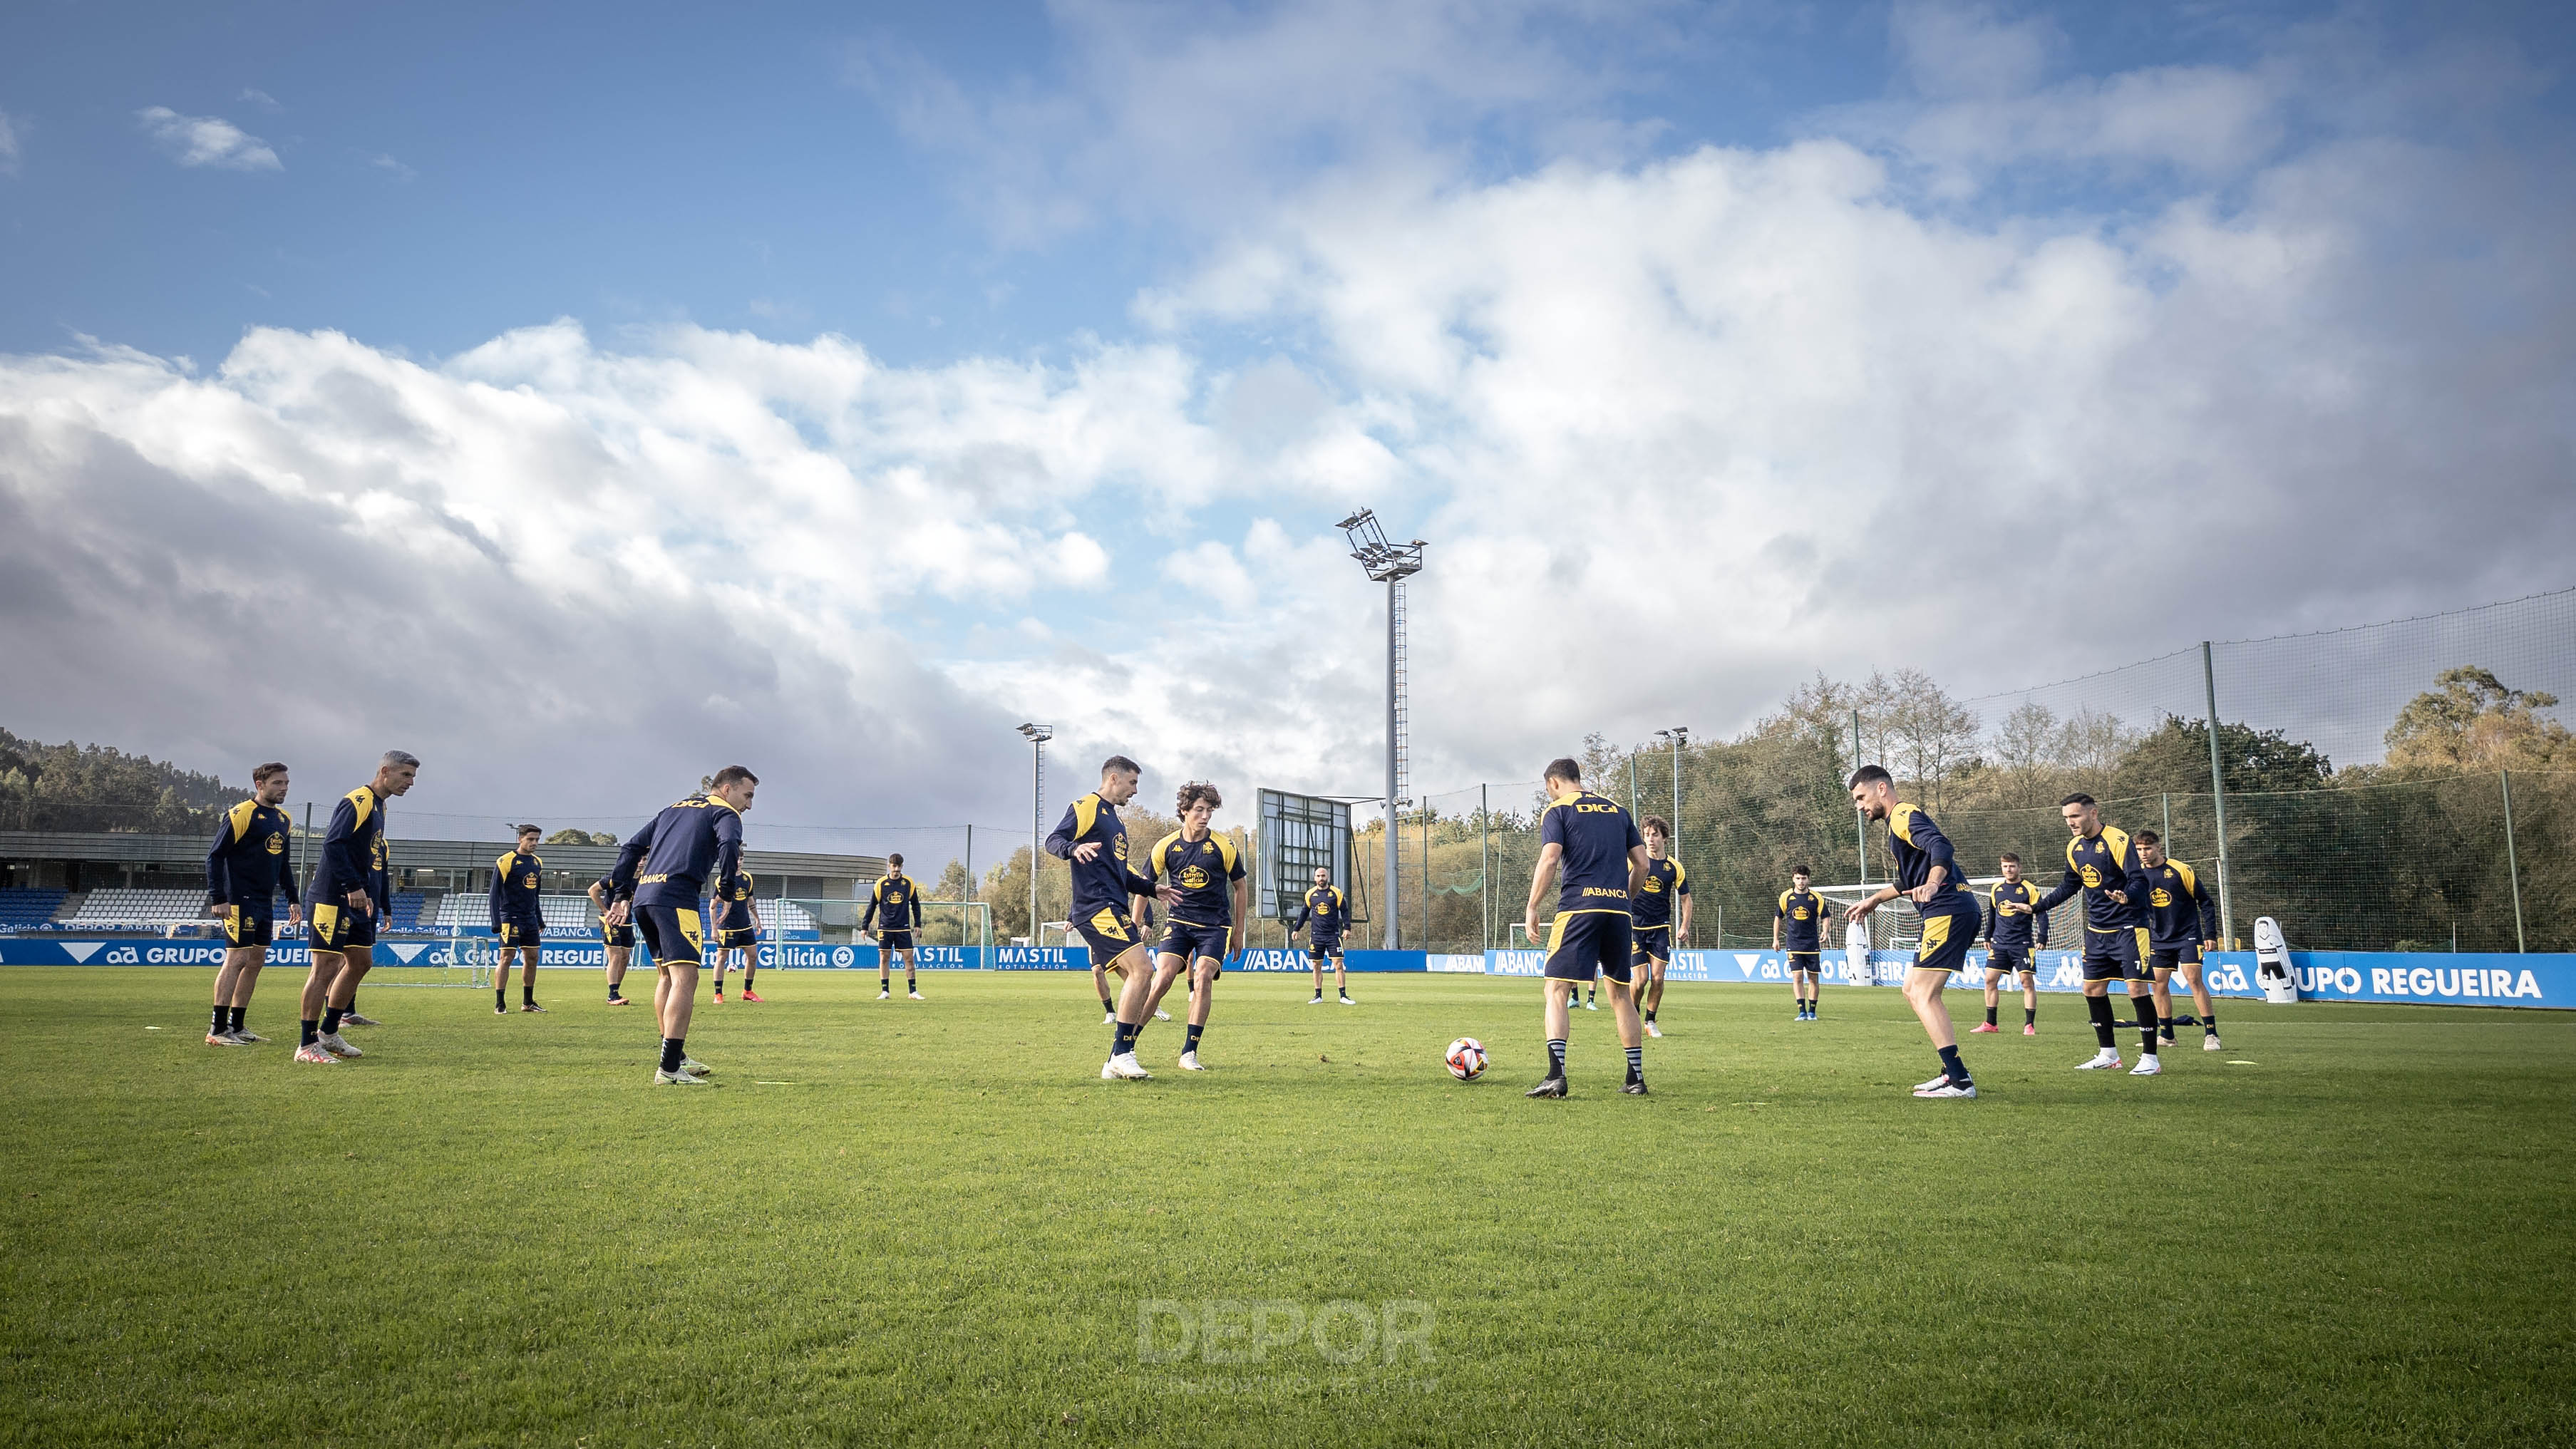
top-left (294, 751), bottom-right (418, 1064)
top-left (1292, 867), bottom-right (1354, 1005)
top-left (709, 870), bottom-right (763, 1003)
top-left (1520, 758), bottom-right (1650, 1099)
top-left (1774, 866), bottom-right (1828, 1021)
top-left (1974, 853), bottom-right (2046, 1036)
top-left (1843, 765), bottom-right (1979, 1100)
top-left (606, 765), bottom-right (758, 1085)
top-left (864, 855), bottom-right (924, 1001)
top-left (1134, 783), bottom-right (1248, 1071)
top-left (1046, 756), bottom-right (1183, 1081)
top-left (1629, 815), bottom-right (1689, 1038)
top-left (489, 824), bottom-right (547, 1014)
top-left (202, 761), bottom-right (299, 1046)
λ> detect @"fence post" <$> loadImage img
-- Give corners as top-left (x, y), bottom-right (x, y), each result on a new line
top-left (1480, 783), bottom-right (1491, 952)
top-left (2502, 768), bottom-right (2526, 953)
top-left (962, 823), bottom-right (973, 952)
top-left (1850, 708), bottom-right (1867, 884)
top-left (1421, 811), bottom-right (1431, 950)
top-left (2201, 641), bottom-right (2236, 949)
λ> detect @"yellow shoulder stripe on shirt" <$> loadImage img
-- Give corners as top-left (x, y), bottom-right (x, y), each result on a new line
top-left (2173, 860), bottom-right (2198, 894)
top-left (1890, 802), bottom-right (1921, 846)
top-left (226, 798), bottom-right (261, 843)
top-left (1150, 830), bottom-right (1183, 877)
top-left (495, 852), bottom-right (517, 874)
top-left (1210, 833), bottom-right (1240, 873)
top-left (345, 786), bottom-right (376, 830)
top-left (1072, 793), bottom-right (1103, 840)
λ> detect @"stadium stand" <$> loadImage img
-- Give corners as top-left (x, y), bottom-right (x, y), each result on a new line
top-left (421, 893), bottom-right (817, 934)
top-left (0, 889), bottom-right (68, 933)
top-left (59, 888), bottom-right (224, 931)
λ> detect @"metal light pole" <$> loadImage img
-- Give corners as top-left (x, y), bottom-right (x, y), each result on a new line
top-left (1656, 726), bottom-right (1689, 937)
top-left (1338, 509), bottom-right (1426, 950)
top-left (1016, 723), bottom-right (1052, 945)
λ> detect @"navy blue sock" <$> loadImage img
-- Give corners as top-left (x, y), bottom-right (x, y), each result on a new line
top-left (2087, 994), bottom-right (2117, 1047)
top-left (1545, 1038), bottom-right (1567, 1076)
top-left (2133, 996), bottom-right (2160, 1051)
top-left (1939, 1044), bottom-right (1969, 1083)
top-left (1185, 1022), bottom-right (1204, 1052)
top-left (321, 1006), bottom-right (344, 1033)
top-left (660, 1038), bottom-right (683, 1072)
top-left (1111, 1020), bottom-right (1135, 1056)
top-left (300, 1019), bottom-right (319, 1046)
top-left (212, 1005), bottom-right (229, 1034)
top-left (1624, 1046), bottom-right (1643, 1081)
top-left (227, 1005), bottom-right (246, 1033)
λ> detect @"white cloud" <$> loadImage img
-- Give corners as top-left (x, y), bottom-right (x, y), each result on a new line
top-left (369, 153), bottom-right (416, 182)
top-left (0, 110), bottom-right (21, 175)
top-left (135, 106), bottom-right (282, 171)
top-left (238, 88), bottom-right (282, 112)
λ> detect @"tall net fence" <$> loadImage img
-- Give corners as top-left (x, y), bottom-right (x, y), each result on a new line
top-left (1381, 587), bottom-right (2575, 954)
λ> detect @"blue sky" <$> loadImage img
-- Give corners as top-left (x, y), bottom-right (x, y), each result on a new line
top-left (1, 1), bottom-right (2572, 840)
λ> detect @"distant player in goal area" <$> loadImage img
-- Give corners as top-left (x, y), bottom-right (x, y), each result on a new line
top-left (863, 855), bottom-right (922, 1001)
top-left (1292, 867), bottom-right (1354, 1005)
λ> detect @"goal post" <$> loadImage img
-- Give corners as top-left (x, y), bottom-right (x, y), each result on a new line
top-left (354, 925), bottom-right (493, 989)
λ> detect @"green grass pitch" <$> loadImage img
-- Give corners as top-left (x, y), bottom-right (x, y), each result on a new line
top-left (4, 966), bottom-right (2571, 1446)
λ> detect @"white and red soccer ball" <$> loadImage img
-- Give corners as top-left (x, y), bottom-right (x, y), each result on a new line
top-left (1445, 1037), bottom-right (1487, 1081)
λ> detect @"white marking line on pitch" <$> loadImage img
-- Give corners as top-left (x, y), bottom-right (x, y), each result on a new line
top-left (2227, 1061), bottom-right (2258, 1065)
top-left (755, 1081), bottom-right (798, 1085)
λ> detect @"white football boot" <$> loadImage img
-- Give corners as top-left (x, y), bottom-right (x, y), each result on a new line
top-left (655, 1067), bottom-right (710, 1085)
top-left (2203, 1033), bottom-right (2225, 1052)
top-left (2076, 1048), bottom-right (2123, 1071)
top-left (1106, 1052), bottom-right (1153, 1080)
top-left (1914, 1079), bottom-right (1977, 1098)
top-left (2129, 1054), bottom-right (2163, 1076)
top-left (319, 1032), bottom-right (363, 1058)
top-left (1178, 1051), bottom-right (1206, 1071)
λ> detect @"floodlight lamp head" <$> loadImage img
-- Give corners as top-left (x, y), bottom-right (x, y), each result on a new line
top-left (1017, 723), bottom-right (1054, 743)
top-left (1337, 507), bottom-right (1426, 582)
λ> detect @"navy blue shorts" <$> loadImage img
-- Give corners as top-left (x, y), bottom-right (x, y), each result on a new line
top-left (306, 899), bottom-right (377, 953)
top-left (1629, 924), bottom-right (1671, 965)
top-left (1545, 909), bottom-right (1632, 984)
top-left (714, 926), bottom-right (757, 950)
top-left (1158, 919), bottom-right (1230, 963)
top-left (2148, 943), bottom-right (2201, 971)
top-left (1307, 934), bottom-right (1342, 961)
top-left (876, 929), bottom-right (915, 952)
top-left (637, 904), bottom-right (706, 966)
top-left (2082, 925), bottom-right (2151, 983)
top-left (496, 919), bottom-right (542, 949)
top-left (599, 917), bottom-right (634, 949)
top-left (1911, 904), bottom-right (1979, 977)
top-left (1987, 947), bottom-right (2034, 974)
top-left (221, 905), bottom-right (274, 949)
top-left (1785, 950), bottom-right (1823, 975)
top-left (1073, 904), bottom-right (1145, 966)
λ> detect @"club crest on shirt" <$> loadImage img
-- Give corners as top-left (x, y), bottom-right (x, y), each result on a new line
top-left (1179, 865), bottom-right (1210, 889)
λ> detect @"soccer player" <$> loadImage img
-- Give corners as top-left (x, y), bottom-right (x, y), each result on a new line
top-left (586, 873), bottom-right (637, 1005)
top-left (1134, 783), bottom-right (1248, 1071)
top-left (1520, 758), bottom-right (1650, 1099)
top-left (2135, 830), bottom-right (2223, 1052)
top-left (864, 854), bottom-right (924, 1001)
top-left (489, 824), bottom-right (547, 1014)
top-left (2032, 793), bottom-right (2163, 1076)
top-left (1773, 866), bottom-right (1828, 1021)
top-left (293, 751), bottom-right (418, 1065)
top-left (1630, 815), bottom-right (1689, 1038)
top-left (202, 761), bottom-right (300, 1045)
top-left (605, 765), bottom-right (757, 1085)
top-left (709, 870), bottom-right (764, 1003)
top-left (1841, 765), bottom-right (1981, 1099)
top-left (1044, 755), bottom-right (1179, 1081)
top-left (1975, 852), bottom-right (2048, 1036)
top-left (1291, 866), bottom-right (1354, 1005)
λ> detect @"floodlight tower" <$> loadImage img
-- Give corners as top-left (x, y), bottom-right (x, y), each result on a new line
top-left (1338, 509), bottom-right (1426, 951)
top-left (1016, 723), bottom-right (1053, 945)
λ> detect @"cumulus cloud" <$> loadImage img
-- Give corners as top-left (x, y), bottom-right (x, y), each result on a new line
top-left (135, 106), bottom-right (282, 171)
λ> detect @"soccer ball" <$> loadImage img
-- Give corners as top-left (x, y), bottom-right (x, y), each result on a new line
top-left (1445, 1037), bottom-right (1487, 1081)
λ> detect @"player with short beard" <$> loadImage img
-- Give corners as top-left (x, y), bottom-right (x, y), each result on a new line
top-left (202, 761), bottom-right (300, 1046)
top-left (1843, 765), bottom-right (1981, 1100)
top-left (294, 751), bottom-right (418, 1065)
